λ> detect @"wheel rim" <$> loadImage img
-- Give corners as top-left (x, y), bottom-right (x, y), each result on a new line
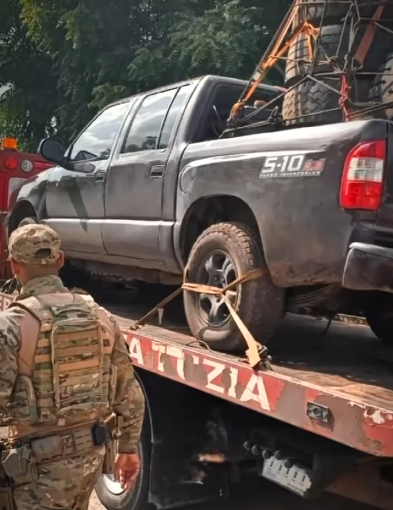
top-left (18, 217), bottom-right (37, 228)
top-left (196, 250), bottom-right (239, 327)
top-left (102, 473), bottom-right (127, 496)
top-left (100, 440), bottom-right (142, 498)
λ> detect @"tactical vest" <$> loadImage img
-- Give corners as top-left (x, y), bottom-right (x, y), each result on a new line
top-left (4, 290), bottom-right (117, 436)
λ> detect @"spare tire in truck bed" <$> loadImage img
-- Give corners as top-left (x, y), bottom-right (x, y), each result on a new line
top-left (292, 0), bottom-right (393, 31)
top-left (282, 20), bottom-right (393, 125)
top-left (285, 24), bottom-right (393, 88)
top-left (369, 52), bottom-right (393, 120)
top-left (282, 75), bottom-right (372, 125)
top-left (282, 78), bottom-right (344, 125)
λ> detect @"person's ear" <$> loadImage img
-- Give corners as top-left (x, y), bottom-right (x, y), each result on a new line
top-left (56, 251), bottom-right (65, 270)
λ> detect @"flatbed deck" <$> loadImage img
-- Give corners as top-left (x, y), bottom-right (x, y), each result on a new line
top-left (98, 289), bottom-right (393, 459)
top-left (1, 286), bottom-right (393, 459)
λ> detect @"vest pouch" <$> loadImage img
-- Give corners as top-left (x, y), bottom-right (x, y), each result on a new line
top-left (30, 435), bottom-right (63, 463)
top-left (0, 487), bottom-right (15, 510)
top-left (1, 445), bottom-right (38, 486)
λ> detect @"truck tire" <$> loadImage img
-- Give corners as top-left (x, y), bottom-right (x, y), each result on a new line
top-left (292, 1), bottom-right (393, 31)
top-left (285, 25), bottom-right (346, 87)
top-left (285, 24), bottom-right (390, 88)
top-left (183, 222), bottom-right (284, 352)
top-left (95, 427), bottom-right (151, 510)
top-left (365, 296), bottom-right (393, 344)
top-left (369, 52), bottom-right (393, 120)
top-left (292, 0), bottom-right (349, 29)
top-left (282, 78), bottom-right (343, 125)
top-left (18, 216), bottom-right (37, 228)
top-left (283, 75), bottom-right (375, 125)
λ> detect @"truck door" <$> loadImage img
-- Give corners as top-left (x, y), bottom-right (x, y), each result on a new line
top-left (45, 100), bottom-right (130, 255)
top-left (103, 85), bottom-right (191, 268)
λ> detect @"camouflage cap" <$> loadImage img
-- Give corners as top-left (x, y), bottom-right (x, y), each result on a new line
top-left (8, 224), bottom-right (61, 265)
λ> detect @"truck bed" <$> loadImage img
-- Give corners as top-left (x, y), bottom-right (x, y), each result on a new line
top-left (95, 287), bottom-right (393, 458)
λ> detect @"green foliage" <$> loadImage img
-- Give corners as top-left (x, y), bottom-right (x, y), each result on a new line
top-left (0, 0), bottom-right (292, 150)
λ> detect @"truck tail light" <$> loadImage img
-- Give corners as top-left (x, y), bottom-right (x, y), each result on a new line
top-left (34, 161), bottom-right (53, 171)
top-left (340, 139), bottom-right (386, 211)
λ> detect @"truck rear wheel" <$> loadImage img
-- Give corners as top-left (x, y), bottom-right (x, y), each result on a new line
top-left (366, 295), bottom-right (393, 344)
top-left (183, 222), bottom-right (284, 352)
top-left (95, 427), bottom-right (151, 510)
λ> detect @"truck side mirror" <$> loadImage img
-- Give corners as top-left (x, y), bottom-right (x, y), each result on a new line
top-left (39, 138), bottom-right (65, 165)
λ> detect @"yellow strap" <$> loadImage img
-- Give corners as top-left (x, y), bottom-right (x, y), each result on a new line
top-left (131, 268), bottom-right (268, 368)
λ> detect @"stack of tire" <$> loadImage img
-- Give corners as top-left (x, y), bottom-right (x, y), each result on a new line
top-left (282, 0), bottom-right (393, 125)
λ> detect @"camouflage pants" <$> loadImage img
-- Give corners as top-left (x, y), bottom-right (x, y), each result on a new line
top-left (13, 447), bottom-right (105, 510)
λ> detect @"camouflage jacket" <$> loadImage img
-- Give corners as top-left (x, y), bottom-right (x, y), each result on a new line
top-left (0, 275), bottom-right (145, 454)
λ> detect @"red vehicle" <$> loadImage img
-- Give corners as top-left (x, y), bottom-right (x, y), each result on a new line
top-left (0, 137), bottom-right (52, 279)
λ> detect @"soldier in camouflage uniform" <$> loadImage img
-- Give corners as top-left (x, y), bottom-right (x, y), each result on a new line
top-left (0, 224), bottom-right (145, 510)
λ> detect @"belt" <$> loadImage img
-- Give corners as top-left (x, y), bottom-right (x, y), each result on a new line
top-left (3, 420), bottom-right (116, 465)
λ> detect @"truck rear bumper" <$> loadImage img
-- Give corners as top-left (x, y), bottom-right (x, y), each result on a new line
top-left (343, 242), bottom-right (393, 292)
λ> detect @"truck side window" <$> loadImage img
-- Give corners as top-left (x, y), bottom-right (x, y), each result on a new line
top-left (121, 89), bottom-right (178, 154)
top-left (69, 101), bottom-right (130, 162)
top-left (158, 85), bottom-right (190, 149)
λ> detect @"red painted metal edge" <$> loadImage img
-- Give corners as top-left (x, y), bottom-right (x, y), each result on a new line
top-left (124, 329), bottom-right (393, 458)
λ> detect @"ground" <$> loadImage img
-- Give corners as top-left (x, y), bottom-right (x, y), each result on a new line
top-left (88, 477), bottom-right (376, 510)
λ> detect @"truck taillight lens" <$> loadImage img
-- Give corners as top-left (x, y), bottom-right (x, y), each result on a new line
top-left (340, 139), bottom-right (386, 211)
top-left (34, 161), bottom-right (52, 171)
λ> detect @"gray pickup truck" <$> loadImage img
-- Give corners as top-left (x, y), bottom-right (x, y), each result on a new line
top-left (7, 75), bottom-right (393, 352)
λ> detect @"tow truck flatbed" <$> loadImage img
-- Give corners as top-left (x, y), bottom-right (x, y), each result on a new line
top-left (92, 290), bottom-right (393, 460)
top-left (1, 287), bottom-right (392, 457)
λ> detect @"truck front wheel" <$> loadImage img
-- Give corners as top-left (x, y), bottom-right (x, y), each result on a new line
top-left (183, 222), bottom-right (284, 352)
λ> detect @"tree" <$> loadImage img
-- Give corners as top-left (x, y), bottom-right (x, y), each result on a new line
top-left (0, 0), bottom-right (60, 150)
top-left (0, 0), bottom-right (293, 149)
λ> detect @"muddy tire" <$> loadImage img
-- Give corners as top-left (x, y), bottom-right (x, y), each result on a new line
top-left (183, 222), bottom-right (284, 353)
top-left (95, 426), bottom-right (151, 510)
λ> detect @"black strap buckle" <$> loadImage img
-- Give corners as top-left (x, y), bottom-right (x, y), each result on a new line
top-left (91, 423), bottom-right (108, 447)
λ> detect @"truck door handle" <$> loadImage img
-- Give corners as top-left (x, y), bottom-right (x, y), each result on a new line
top-left (150, 165), bottom-right (165, 179)
top-left (95, 172), bottom-right (106, 183)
